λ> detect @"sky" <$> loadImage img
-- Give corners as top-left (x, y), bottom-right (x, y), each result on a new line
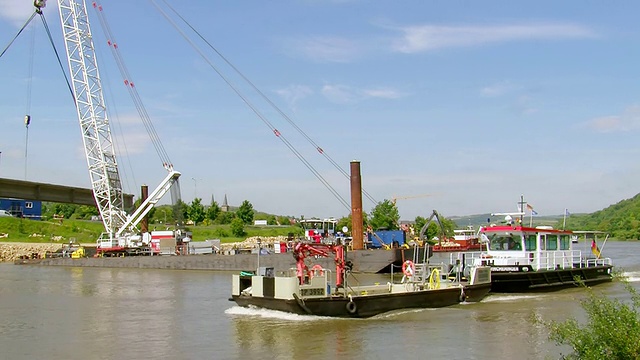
top-left (1, 0), bottom-right (640, 222)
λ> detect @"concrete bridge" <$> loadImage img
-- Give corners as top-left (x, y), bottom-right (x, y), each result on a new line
top-left (0, 177), bottom-right (134, 209)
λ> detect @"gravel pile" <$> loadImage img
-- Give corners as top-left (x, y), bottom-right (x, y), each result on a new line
top-left (218, 236), bottom-right (291, 251)
top-left (0, 243), bottom-right (63, 262)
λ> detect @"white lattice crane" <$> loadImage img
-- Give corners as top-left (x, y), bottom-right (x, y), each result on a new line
top-left (36, 0), bottom-right (181, 251)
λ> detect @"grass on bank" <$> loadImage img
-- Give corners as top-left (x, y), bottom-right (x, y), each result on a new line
top-left (0, 217), bottom-right (303, 244)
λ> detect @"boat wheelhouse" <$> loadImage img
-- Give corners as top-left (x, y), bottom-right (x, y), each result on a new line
top-left (299, 218), bottom-right (337, 241)
top-left (457, 225), bottom-right (613, 292)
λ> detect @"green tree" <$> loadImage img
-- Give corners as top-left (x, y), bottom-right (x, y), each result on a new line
top-left (207, 201), bottom-right (221, 223)
top-left (75, 205), bottom-right (99, 220)
top-left (217, 211), bottom-right (235, 225)
top-left (369, 199), bottom-right (400, 230)
top-left (149, 205), bottom-right (173, 225)
top-left (539, 277), bottom-right (640, 359)
top-left (230, 217), bottom-right (245, 237)
top-left (52, 203), bottom-right (77, 219)
top-left (173, 200), bottom-right (187, 226)
top-left (277, 216), bottom-right (292, 226)
top-left (188, 198), bottom-right (206, 225)
top-left (413, 212), bottom-right (456, 242)
top-left (236, 200), bottom-right (255, 225)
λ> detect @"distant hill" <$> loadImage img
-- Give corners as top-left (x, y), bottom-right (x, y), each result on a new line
top-left (560, 193), bottom-right (640, 240)
top-left (449, 193), bottom-right (640, 240)
top-left (448, 213), bottom-right (559, 229)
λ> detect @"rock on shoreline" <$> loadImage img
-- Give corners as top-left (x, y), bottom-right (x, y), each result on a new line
top-left (0, 243), bottom-right (63, 262)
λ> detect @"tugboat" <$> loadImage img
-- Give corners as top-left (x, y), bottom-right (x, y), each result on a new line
top-left (230, 241), bottom-right (492, 318)
top-left (450, 198), bottom-right (613, 292)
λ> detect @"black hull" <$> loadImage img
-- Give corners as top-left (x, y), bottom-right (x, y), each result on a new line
top-left (489, 265), bottom-right (613, 293)
top-left (232, 283), bottom-right (491, 318)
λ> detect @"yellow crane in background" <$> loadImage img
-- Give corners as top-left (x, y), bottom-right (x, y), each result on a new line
top-left (391, 193), bottom-right (433, 205)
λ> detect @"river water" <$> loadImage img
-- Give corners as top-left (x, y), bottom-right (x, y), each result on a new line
top-left (1, 241), bottom-right (638, 360)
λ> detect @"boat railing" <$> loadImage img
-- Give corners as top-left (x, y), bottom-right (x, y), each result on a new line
top-left (452, 250), bottom-right (610, 271)
top-left (536, 251), bottom-right (581, 270)
top-left (584, 257), bottom-right (613, 267)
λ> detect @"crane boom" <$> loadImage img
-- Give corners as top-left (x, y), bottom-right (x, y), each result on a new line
top-left (56, 0), bottom-right (127, 237)
top-left (47, 0), bottom-right (181, 251)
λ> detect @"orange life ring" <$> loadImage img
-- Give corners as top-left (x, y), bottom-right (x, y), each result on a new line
top-left (402, 260), bottom-right (415, 276)
top-left (310, 264), bottom-right (324, 278)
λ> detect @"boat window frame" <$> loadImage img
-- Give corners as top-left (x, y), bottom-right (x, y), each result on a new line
top-left (487, 233), bottom-right (522, 251)
top-left (546, 234), bottom-right (558, 250)
top-left (559, 234), bottom-right (571, 250)
top-left (525, 234), bottom-right (537, 251)
top-left (540, 234), bottom-right (546, 250)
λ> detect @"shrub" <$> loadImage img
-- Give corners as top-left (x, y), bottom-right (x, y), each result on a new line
top-left (538, 274), bottom-right (640, 359)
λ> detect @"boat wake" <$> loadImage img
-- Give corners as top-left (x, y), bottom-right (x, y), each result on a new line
top-left (482, 294), bottom-right (543, 303)
top-left (621, 271), bottom-right (640, 282)
top-left (225, 306), bottom-right (335, 321)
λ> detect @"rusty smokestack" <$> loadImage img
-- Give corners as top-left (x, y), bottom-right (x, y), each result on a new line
top-left (350, 160), bottom-right (364, 250)
top-left (140, 184), bottom-right (149, 233)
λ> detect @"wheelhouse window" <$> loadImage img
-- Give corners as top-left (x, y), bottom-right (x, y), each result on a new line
top-left (546, 235), bottom-right (558, 250)
top-left (525, 234), bottom-right (537, 251)
top-left (560, 235), bottom-right (571, 250)
top-left (540, 235), bottom-right (546, 250)
top-left (487, 233), bottom-right (522, 251)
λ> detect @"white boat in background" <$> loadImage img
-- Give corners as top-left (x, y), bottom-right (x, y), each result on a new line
top-left (571, 230), bottom-right (608, 244)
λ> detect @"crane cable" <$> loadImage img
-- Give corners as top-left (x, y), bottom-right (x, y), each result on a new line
top-left (150, 0), bottom-right (351, 211)
top-left (0, 12), bottom-right (37, 59)
top-left (158, 0), bottom-right (378, 207)
top-left (92, 2), bottom-right (174, 171)
top-left (1, 9), bottom-right (74, 101)
top-left (37, 12), bottom-right (76, 103)
top-left (23, 13), bottom-right (40, 181)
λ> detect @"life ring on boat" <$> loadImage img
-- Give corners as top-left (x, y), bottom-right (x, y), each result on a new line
top-left (402, 260), bottom-right (415, 276)
top-left (346, 300), bottom-right (357, 314)
top-left (428, 268), bottom-right (441, 289)
top-left (310, 264), bottom-right (324, 278)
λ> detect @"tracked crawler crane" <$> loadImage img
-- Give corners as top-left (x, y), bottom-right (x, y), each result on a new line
top-left (36, 0), bottom-right (181, 254)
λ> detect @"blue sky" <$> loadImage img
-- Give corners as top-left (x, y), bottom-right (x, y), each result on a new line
top-left (1, 1), bottom-right (639, 222)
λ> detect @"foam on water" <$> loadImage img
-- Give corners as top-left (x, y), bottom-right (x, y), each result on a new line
top-left (482, 294), bottom-right (543, 303)
top-left (621, 271), bottom-right (640, 282)
top-left (225, 306), bottom-right (335, 321)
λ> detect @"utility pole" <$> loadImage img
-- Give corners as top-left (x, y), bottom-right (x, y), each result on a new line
top-left (191, 177), bottom-right (198, 200)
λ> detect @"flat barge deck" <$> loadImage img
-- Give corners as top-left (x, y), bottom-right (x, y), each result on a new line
top-left (13, 247), bottom-right (432, 274)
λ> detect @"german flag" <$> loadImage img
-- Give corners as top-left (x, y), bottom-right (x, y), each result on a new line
top-left (591, 239), bottom-right (601, 259)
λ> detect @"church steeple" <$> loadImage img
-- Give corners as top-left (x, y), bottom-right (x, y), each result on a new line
top-left (221, 194), bottom-right (229, 212)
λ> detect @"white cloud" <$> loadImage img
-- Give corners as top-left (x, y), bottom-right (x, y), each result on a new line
top-left (321, 84), bottom-right (358, 103)
top-left (363, 87), bottom-right (406, 99)
top-left (584, 105), bottom-right (640, 133)
top-left (321, 84), bottom-right (406, 103)
top-left (480, 81), bottom-right (516, 98)
top-left (276, 85), bottom-right (313, 108)
top-left (391, 23), bottom-right (596, 54)
top-left (290, 36), bottom-right (361, 63)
